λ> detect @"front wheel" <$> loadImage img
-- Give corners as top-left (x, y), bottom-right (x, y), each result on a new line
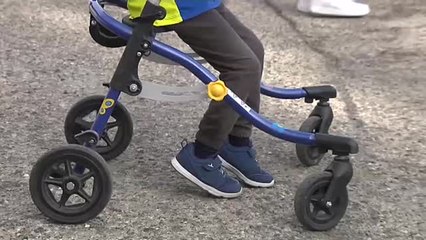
top-left (29, 145), bottom-right (112, 224)
top-left (294, 172), bottom-right (349, 231)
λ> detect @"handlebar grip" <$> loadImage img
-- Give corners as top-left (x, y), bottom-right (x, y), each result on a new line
top-left (137, 1), bottom-right (166, 22)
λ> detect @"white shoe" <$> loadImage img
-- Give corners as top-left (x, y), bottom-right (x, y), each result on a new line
top-left (297, 0), bottom-right (312, 13)
top-left (298, 0), bottom-right (370, 17)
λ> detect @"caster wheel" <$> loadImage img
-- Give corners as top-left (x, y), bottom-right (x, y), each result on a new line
top-left (64, 95), bottom-right (133, 161)
top-left (294, 172), bottom-right (348, 231)
top-left (29, 144), bottom-right (112, 224)
top-left (296, 116), bottom-right (327, 166)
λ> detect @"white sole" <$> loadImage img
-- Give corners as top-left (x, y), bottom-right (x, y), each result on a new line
top-left (218, 156), bottom-right (275, 188)
top-left (171, 158), bottom-right (242, 198)
top-left (310, 6), bottom-right (370, 17)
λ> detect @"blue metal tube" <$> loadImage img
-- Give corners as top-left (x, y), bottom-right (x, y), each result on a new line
top-left (260, 83), bottom-right (308, 99)
top-left (91, 89), bottom-right (122, 136)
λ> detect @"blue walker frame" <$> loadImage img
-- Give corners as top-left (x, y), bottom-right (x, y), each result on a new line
top-left (27, 0), bottom-right (360, 231)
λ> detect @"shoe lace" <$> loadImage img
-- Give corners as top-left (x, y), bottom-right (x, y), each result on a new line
top-left (219, 167), bottom-right (226, 176)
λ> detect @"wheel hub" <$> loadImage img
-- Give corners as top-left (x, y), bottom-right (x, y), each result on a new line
top-left (62, 178), bottom-right (81, 194)
top-left (66, 182), bottom-right (75, 191)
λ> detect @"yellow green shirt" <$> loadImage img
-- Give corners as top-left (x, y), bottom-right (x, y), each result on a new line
top-left (128, 0), bottom-right (222, 26)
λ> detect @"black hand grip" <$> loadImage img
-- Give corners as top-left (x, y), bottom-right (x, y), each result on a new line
top-left (135, 1), bottom-right (166, 22)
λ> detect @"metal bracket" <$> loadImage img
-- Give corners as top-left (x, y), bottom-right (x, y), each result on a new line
top-left (108, 2), bottom-right (165, 96)
top-left (108, 23), bottom-right (154, 96)
top-left (323, 156), bottom-right (353, 202)
top-left (74, 130), bottom-right (99, 147)
top-left (309, 101), bottom-right (334, 134)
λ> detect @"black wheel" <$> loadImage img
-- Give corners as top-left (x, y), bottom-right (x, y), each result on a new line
top-left (294, 172), bottom-right (349, 231)
top-left (296, 116), bottom-right (327, 166)
top-left (64, 95), bottom-right (133, 161)
top-left (29, 144), bottom-right (112, 224)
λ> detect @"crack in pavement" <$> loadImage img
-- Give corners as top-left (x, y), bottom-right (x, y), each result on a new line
top-left (260, 1), bottom-right (385, 182)
top-left (263, 0), bottom-right (366, 131)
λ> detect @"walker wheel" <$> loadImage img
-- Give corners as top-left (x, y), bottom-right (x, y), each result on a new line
top-left (29, 145), bottom-right (112, 224)
top-left (294, 172), bottom-right (348, 231)
top-left (64, 95), bottom-right (133, 161)
top-left (296, 116), bottom-right (327, 166)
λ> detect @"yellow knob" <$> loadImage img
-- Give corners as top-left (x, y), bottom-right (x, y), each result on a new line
top-left (208, 80), bottom-right (228, 101)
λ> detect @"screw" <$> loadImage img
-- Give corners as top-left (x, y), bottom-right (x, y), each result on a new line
top-left (143, 50), bottom-right (151, 57)
top-left (142, 42), bottom-right (150, 49)
top-left (137, 52), bottom-right (142, 57)
top-left (325, 201), bottom-right (333, 208)
top-left (88, 139), bottom-right (96, 144)
top-left (129, 84), bottom-right (139, 93)
top-left (66, 182), bottom-right (75, 191)
top-left (91, 20), bottom-right (97, 26)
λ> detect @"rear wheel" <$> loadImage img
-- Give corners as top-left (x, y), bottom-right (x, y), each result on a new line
top-left (296, 116), bottom-right (327, 166)
top-left (64, 95), bottom-right (133, 161)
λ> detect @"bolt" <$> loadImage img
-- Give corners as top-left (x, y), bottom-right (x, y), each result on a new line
top-left (142, 42), bottom-right (149, 49)
top-left (325, 201), bottom-right (333, 208)
top-left (129, 84), bottom-right (139, 93)
top-left (66, 182), bottom-right (75, 191)
top-left (143, 50), bottom-right (151, 57)
top-left (137, 52), bottom-right (143, 57)
top-left (91, 20), bottom-right (97, 26)
top-left (88, 139), bottom-right (96, 144)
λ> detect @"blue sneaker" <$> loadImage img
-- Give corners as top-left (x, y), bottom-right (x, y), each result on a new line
top-left (218, 142), bottom-right (274, 188)
top-left (171, 142), bottom-right (242, 198)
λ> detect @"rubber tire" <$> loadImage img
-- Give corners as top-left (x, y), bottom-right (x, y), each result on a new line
top-left (64, 95), bottom-right (133, 161)
top-left (294, 172), bottom-right (349, 231)
top-left (296, 116), bottom-right (326, 166)
top-left (29, 144), bottom-right (112, 224)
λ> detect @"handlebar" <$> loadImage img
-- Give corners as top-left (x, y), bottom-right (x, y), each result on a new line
top-left (97, 0), bottom-right (166, 22)
top-left (90, 0), bottom-right (165, 39)
top-left (129, 1), bottom-right (166, 23)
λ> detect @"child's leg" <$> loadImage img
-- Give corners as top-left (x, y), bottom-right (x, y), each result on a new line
top-left (215, 4), bottom-right (265, 144)
top-left (169, 9), bottom-right (262, 152)
top-left (216, 4), bottom-right (264, 68)
top-left (202, 5), bottom-right (274, 188)
top-left (168, 8), bottom-right (263, 197)
top-left (169, 7), bottom-right (274, 191)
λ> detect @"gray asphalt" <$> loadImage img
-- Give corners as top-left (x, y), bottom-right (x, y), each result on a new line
top-left (0, 0), bottom-right (425, 239)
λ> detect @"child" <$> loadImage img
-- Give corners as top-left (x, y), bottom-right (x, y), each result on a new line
top-left (128, 0), bottom-right (274, 198)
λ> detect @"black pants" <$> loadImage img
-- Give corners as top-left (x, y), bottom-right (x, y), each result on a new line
top-left (168, 4), bottom-right (264, 150)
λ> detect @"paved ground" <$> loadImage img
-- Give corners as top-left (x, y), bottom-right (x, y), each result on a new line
top-left (0, 0), bottom-right (425, 239)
